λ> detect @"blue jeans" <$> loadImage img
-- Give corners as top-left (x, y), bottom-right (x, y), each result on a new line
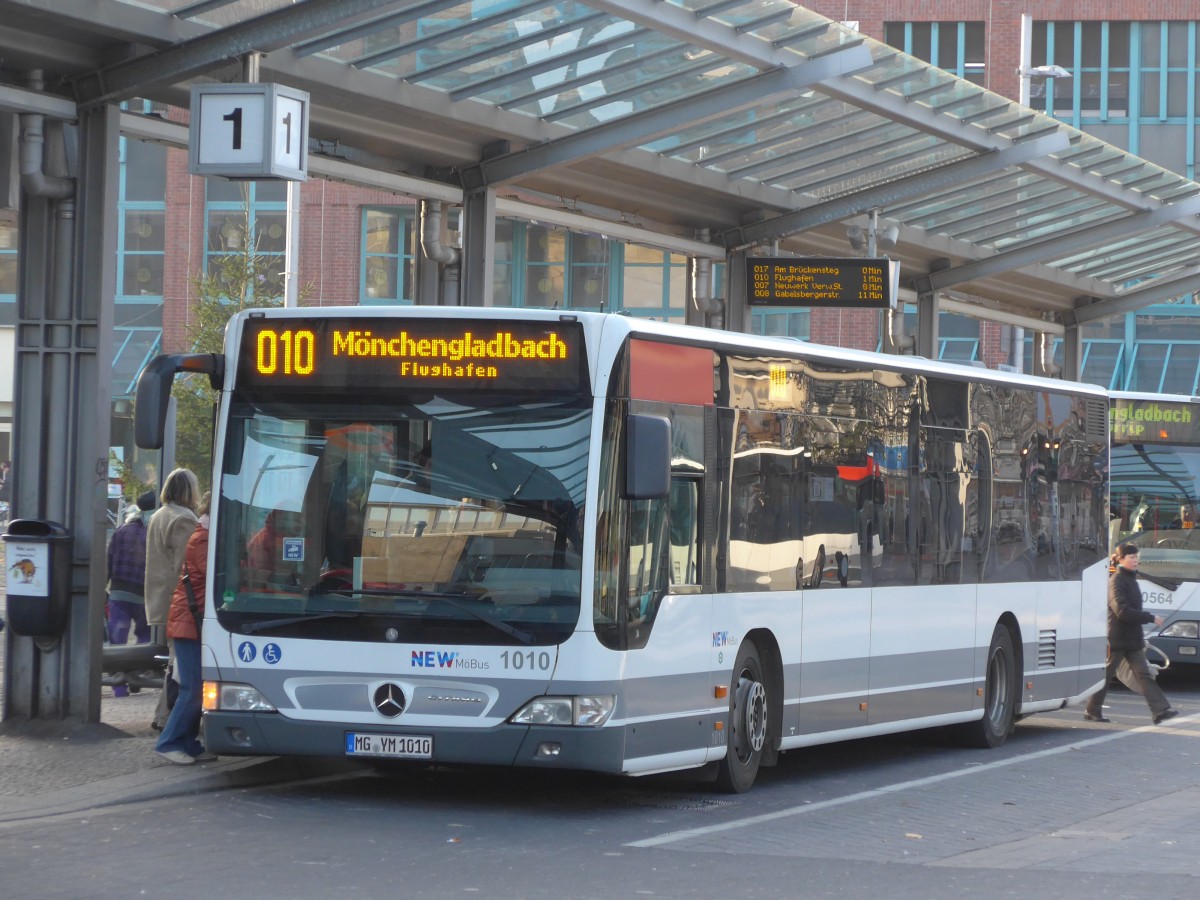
top-left (155, 637), bottom-right (204, 756)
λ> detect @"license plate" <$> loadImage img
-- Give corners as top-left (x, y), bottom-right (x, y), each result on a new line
top-left (345, 732), bottom-right (433, 759)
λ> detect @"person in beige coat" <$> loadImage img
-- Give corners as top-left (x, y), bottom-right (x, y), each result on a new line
top-left (144, 467), bottom-right (200, 730)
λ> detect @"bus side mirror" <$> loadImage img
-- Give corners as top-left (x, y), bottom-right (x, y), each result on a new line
top-left (625, 414), bottom-right (670, 500)
top-left (135, 353), bottom-right (224, 449)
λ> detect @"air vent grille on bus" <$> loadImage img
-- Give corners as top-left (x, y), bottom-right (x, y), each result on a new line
top-left (1038, 629), bottom-right (1058, 668)
top-left (1085, 399), bottom-right (1108, 440)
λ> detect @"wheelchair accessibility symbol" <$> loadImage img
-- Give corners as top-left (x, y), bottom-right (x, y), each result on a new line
top-left (263, 643), bottom-right (282, 665)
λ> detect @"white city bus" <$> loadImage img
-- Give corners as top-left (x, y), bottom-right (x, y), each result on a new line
top-left (1109, 391), bottom-right (1200, 667)
top-left (135, 309), bottom-right (1109, 791)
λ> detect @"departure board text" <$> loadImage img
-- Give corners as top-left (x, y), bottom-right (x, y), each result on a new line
top-left (748, 258), bottom-right (894, 309)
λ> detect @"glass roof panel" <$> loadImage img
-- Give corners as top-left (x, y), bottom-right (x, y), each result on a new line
top-left (923, 183), bottom-right (1071, 234)
top-left (675, 0), bottom-right (859, 59)
top-left (487, 36), bottom-right (703, 114)
top-left (714, 116), bottom-right (892, 178)
top-left (174, 0), bottom-right (296, 27)
top-left (1052, 230), bottom-right (1192, 270)
top-left (548, 58), bottom-right (759, 129)
top-left (359, 6), bottom-right (630, 91)
top-left (315, 1), bottom-right (563, 68)
top-left (642, 96), bottom-right (822, 161)
top-left (1061, 235), bottom-right (1199, 278)
top-left (1104, 250), bottom-right (1200, 286)
top-left (987, 204), bottom-right (1120, 250)
top-left (888, 171), bottom-right (1042, 219)
top-left (784, 145), bottom-right (974, 200)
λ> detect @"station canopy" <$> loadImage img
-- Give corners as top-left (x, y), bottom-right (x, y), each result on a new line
top-left (3, 0), bottom-right (1200, 328)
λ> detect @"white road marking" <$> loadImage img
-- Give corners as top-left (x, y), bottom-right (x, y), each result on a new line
top-left (626, 714), bottom-right (1197, 849)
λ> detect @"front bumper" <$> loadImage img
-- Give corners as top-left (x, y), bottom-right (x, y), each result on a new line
top-left (202, 711), bottom-right (628, 773)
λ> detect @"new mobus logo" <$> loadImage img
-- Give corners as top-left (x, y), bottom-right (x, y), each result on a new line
top-left (413, 650), bottom-right (459, 668)
top-left (410, 650), bottom-right (492, 670)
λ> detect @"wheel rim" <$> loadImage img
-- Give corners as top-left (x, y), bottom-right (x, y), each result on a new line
top-left (984, 645), bottom-right (1010, 731)
top-left (735, 674), bottom-right (767, 759)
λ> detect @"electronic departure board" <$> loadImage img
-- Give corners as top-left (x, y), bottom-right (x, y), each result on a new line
top-left (237, 317), bottom-right (587, 394)
top-left (1111, 398), bottom-right (1200, 445)
top-left (747, 257), bottom-right (894, 309)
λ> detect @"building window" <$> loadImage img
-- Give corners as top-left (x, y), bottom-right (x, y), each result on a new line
top-left (361, 207), bottom-right (417, 304)
top-left (621, 243), bottom-right (684, 321)
top-left (751, 309), bottom-right (810, 340)
top-left (204, 180), bottom-right (286, 299)
top-left (0, 219), bottom-right (16, 302)
top-left (1033, 21), bottom-right (1198, 176)
top-left (883, 22), bottom-right (986, 85)
top-left (117, 124), bottom-right (167, 302)
top-left (492, 220), bottom-right (685, 319)
top-left (112, 327), bottom-right (162, 397)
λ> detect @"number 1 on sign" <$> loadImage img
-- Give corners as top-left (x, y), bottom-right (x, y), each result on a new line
top-left (222, 107), bottom-right (243, 150)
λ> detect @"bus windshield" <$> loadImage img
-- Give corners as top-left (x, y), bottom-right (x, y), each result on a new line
top-left (1110, 442), bottom-right (1200, 584)
top-left (213, 394), bottom-right (590, 645)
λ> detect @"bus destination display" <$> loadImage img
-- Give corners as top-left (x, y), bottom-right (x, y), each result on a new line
top-left (1111, 398), bottom-right (1200, 445)
top-left (748, 257), bottom-right (894, 309)
top-left (238, 318), bottom-right (585, 393)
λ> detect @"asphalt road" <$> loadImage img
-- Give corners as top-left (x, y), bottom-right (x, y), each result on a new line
top-left (4, 669), bottom-right (1199, 900)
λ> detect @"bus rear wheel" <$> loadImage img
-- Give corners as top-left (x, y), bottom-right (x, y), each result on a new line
top-left (716, 643), bottom-right (768, 793)
top-left (960, 624), bottom-right (1016, 749)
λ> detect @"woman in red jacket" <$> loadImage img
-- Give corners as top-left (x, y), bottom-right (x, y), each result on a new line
top-left (155, 495), bottom-right (217, 765)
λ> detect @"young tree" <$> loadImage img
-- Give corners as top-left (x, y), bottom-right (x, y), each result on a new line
top-left (172, 198), bottom-right (291, 492)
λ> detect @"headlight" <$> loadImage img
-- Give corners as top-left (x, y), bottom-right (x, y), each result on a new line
top-left (1160, 621), bottom-right (1200, 639)
top-left (511, 695), bottom-right (615, 727)
top-left (204, 681), bottom-right (277, 712)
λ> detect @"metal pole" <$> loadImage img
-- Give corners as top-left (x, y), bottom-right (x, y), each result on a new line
top-left (1011, 14), bottom-right (1033, 373)
top-left (284, 181), bottom-right (300, 307)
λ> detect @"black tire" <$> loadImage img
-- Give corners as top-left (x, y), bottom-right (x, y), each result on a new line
top-left (716, 643), bottom-right (769, 793)
top-left (960, 624), bottom-right (1017, 749)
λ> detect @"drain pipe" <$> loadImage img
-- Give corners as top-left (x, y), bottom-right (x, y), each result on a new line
top-left (1037, 330), bottom-right (1061, 377)
top-left (420, 200), bottom-right (460, 306)
top-left (691, 229), bottom-right (724, 328)
top-left (883, 306), bottom-right (914, 354)
top-left (19, 70), bottom-right (74, 200)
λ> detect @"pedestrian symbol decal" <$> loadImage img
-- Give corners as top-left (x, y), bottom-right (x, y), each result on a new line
top-left (238, 641), bottom-right (256, 662)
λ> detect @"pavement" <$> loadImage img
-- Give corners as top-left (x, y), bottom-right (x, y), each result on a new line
top-left (0, 539), bottom-right (354, 824)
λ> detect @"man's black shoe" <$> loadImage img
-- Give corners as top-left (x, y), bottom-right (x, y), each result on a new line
top-left (1154, 709), bottom-right (1180, 725)
top-left (1083, 712), bottom-right (1110, 723)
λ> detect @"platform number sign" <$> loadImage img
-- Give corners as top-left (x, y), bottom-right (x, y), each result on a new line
top-left (189, 83), bottom-right (309, 181)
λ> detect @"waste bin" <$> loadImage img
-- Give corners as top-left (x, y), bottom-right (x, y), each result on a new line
top-left (2, 519), bottom-right (73, 637)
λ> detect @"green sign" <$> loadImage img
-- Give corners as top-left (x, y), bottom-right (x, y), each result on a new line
top-left (1111, 398), bottom-right (1200, 444)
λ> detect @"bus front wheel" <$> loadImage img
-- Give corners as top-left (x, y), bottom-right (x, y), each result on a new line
top-left (716, 643), bottom-right (768, 793)
top-left (959, 624), bottom-right (1016, 749)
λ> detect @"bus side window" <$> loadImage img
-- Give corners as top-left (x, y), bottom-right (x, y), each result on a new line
top-left (669, 477), bottom-right (701, 587)
top-left (627, 497), bottom-right (670, 636)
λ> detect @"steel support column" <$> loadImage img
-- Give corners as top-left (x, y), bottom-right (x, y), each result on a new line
top-left (725, 251), bottom-right (749, 334)
top-left (4, 104), bottom-right (118, 723)
top-left (1059, 322), bottom-right (1082, 383)
top-left (460, 189), bottom-right (495, 307)
top-left (916, 292), bottom-right (939, 360)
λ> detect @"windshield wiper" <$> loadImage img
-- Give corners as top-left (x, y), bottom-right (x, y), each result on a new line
top-left (324, 588), bottom-right (534, 645)
top-left (1138, 571), bottom-right (1183, 592)
top-left (242, 610), bottom-right (360, 634)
